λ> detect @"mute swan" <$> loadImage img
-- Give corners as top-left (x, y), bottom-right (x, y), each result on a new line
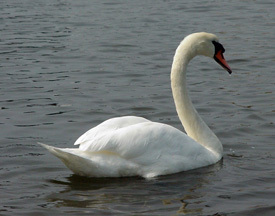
top-left (39, 32), bottom-right (232, 178)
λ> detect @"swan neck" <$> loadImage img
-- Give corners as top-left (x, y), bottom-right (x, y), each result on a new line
top-left (171, 42), bottom-right (223, 157)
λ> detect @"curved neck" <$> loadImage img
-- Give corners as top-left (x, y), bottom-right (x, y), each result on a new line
top-left (170, 41), bottom-right (223, 158)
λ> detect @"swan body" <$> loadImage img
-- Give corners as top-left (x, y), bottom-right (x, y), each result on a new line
top-left (40, 32), bottom-right (232, 178)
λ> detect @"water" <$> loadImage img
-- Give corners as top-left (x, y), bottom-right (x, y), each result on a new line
top-left (1, 0), bottom-right (274, 215)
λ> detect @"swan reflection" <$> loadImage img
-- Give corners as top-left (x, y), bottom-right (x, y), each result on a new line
top-left (46, 160), bottom-right (222, 214)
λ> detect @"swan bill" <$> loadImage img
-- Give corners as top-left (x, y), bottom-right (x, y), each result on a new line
top-left (214, 50), bottom-right (232, 74)
top-left (212, 40), bottom-right (232, 74)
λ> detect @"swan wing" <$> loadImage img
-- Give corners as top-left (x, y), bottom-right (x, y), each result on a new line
top-left (72, 116), bottom-right (217, 177)
top-left (40, 116), bottom-right (217, 178)
top-left (74, 116), bottom-right (150, 147)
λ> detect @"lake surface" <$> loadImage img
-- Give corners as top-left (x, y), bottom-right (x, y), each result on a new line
top-left (1, 0), bottom-right (274, 215)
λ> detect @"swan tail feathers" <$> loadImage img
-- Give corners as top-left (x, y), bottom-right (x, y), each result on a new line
top-left (38, 142), bottom-right (101, 177)
top-left (38, 142), bottom-right (139, 177)
top-left (38, 142), bottom-right (70, 160)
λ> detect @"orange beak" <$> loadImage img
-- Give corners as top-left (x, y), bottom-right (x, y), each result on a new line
top-left (214, 50), bottom-right (232, 74)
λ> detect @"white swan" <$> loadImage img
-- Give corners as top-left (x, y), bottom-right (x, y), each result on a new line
top-left (39, 32), bottom-right (232, 178)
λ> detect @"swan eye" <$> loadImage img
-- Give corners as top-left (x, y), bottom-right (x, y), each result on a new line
top-left (212, 41), bottom-right (225, 55)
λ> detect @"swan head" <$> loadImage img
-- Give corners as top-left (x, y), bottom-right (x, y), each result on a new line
top-left (183, 32), bottom-right (232, 74)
